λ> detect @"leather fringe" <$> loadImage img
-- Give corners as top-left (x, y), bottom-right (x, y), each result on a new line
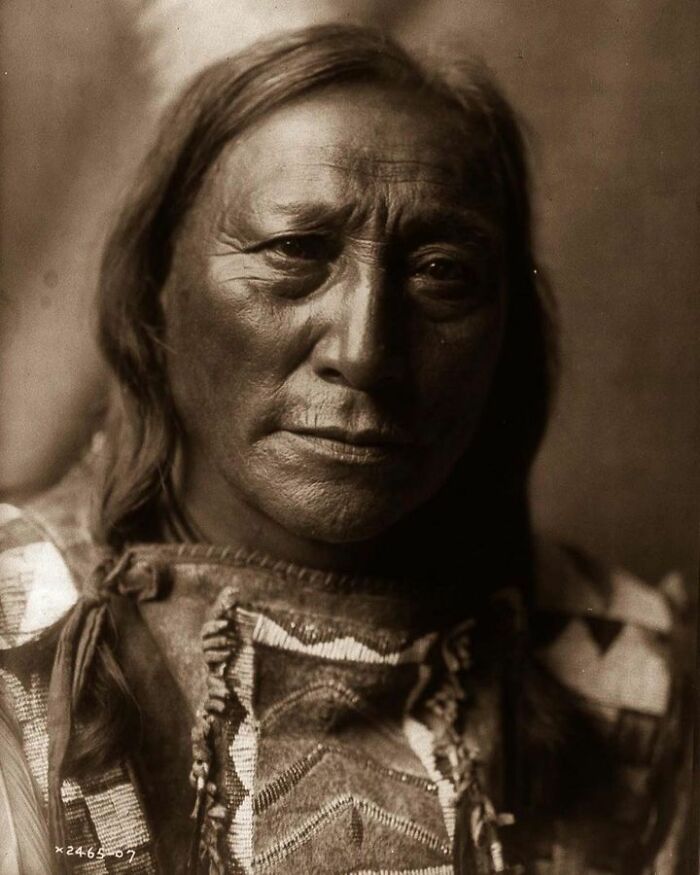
top-left (188, 586), bottom-right (240, 874)
top-left (426, 620), bottom-right (520, 874)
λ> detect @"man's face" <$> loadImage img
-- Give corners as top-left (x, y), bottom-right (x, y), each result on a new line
top-left (163, 83), bottom-right (506, 545)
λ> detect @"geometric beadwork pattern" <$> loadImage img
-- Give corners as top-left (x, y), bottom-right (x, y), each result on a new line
top-left (403, 714), bottom-right (457, 842)
top-left (225, 604), bottom-right (453, 875)
top-left (252, 609), bottom-right (437, 665)
top-left (252, 795), bottom-right (451, 871)
top-left (0, 664), bottom-right (158, 874)
top-left (343, 870), bottom-right (453, 875)
top-left (532, 540), bottom-right (690, 874)
top-left (60, 766), bottom-right (157, 874)
top-left (0, 667), bottom-right (51, 802)
top-left (224, 609), bottom-right (258, 874)
top-left (0, 486), bottom-right (692, 875)
top-left (0, 503), bottom-right (158, 874)
top-left (538, 618), bottom-right (671, 715)
top-left (0, 509), bottom-right (78, 649)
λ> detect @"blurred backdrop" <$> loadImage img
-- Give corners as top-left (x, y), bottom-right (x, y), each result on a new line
top-left (1, 0), bottom-right (698, 584)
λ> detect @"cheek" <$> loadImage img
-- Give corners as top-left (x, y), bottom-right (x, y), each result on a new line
top-left (164, 276), bottom-right (304, 438)
top-left (413, 305), bottom-right (504, 428)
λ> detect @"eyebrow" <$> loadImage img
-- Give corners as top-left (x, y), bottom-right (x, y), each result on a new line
top-left (264, 200), bottom-right (499, 240)
top-left (266, 200), bottom-right (354, 228)
top-left (401, 207), bottom-right (499, 241)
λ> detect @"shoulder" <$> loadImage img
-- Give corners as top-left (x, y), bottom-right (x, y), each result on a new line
top-left (0, 457), bottom-right (100, 650)
top-left (532, 539), bottom-right (689, 723)
top-left (529, 539), bottom-right (693, 872)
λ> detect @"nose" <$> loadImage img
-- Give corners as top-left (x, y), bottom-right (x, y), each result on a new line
top-left (311, 260), bottom-right (402, 391)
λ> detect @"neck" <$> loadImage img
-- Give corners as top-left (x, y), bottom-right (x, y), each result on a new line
top-left (169, 450), bottom-right (531, 594)
top-left (172, 458), bottom-right (389, 576)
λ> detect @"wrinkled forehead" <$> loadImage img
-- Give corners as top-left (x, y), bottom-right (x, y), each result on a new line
top-left (196, 83), bottom-right (505, 231)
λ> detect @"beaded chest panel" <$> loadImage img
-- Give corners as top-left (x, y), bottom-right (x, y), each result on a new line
top-left (188, 585), bottom-right (457, 874)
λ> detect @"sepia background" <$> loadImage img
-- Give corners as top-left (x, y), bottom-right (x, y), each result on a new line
top-left (1, 0), bottom-right (698, 588)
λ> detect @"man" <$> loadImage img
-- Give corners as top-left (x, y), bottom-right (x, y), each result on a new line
top-left (0, 24), bottom-right (691, 875)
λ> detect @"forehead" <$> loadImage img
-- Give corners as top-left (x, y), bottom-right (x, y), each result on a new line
top-left (203, 83), bottom-right (498, 224)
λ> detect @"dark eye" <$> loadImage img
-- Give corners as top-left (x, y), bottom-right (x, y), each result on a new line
top-left (406, 245), bottom-right (499, 315)
top-left (415, 257), bottom-right (469, 283)
top-left (268, 235), bottom-right (330, 262)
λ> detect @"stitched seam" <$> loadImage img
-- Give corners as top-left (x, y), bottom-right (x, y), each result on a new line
top-left (253, 795), bottom-right (450, 869)
top-left (254, 743), bottom-right (436, 813)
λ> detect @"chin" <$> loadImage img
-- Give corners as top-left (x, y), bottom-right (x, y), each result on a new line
top-left (264, 482), bottom-right (414, 546)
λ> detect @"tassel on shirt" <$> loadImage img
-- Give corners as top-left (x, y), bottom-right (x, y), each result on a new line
top-left (425, 619), bottom-right (521, 874)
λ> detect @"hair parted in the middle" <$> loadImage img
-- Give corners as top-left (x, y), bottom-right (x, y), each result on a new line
top-left (95, 23), bottom-right (557, 570)
top-left (54, 30), bottom-right (623, 851)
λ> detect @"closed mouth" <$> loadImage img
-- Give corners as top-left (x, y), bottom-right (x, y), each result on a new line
top-left (280, 426), bottom-right (412, 464)
top-left (289, 425), bottom-right (410, 447)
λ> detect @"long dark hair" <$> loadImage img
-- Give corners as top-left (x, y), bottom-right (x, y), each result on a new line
top-left (61, 28), bottom-right (600, 846)
top-left (95, 23), bottom-right (557, 565)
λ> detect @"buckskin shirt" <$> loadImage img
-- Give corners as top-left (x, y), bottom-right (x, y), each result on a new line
top-left (0, 461), bottom-right (692, 874)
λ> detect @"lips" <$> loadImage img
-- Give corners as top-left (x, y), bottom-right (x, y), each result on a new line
top-left (289, 424), bottom-right (410, 446)
top-left (277, 424), bottom-right (413, 465)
